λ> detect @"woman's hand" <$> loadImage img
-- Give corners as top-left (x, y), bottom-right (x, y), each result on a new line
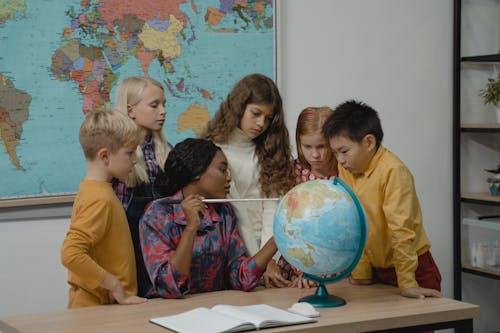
top-left (171, 195), bottom-right (207, 276)
top-left (181, 194), bottom-right (206, 231)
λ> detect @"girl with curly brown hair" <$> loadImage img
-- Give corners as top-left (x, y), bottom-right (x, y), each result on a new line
top-left (202, 73), bottom-right (294, 288)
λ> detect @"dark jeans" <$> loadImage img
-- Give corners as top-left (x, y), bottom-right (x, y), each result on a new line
top-left (126, 184), bottom-right (154, 297)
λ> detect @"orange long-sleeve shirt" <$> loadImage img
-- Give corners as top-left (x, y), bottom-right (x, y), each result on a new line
top-left (61, 180), bottom-right (137, 308)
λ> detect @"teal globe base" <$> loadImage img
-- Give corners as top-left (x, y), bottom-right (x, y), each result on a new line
top-left (299, 283), bottom-right (346, 308)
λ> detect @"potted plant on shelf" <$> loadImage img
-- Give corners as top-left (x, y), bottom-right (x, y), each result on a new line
top-left (479, 74), bottom-right (500, 123)
top-left (485, 165), bottom-right (500, 196)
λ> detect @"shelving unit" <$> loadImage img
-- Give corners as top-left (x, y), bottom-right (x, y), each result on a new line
top-left (461, 123), bottom-right (500, 132)
top-left (462, 264), bottom-right (500, 279)
top-left (462, 54), bottom-right (500, 62)
top-left (461, 193), bottom-right (500, 205)
top-left (462, 54), bottom-right (500, 63)
top-left (453, 0), bottom-right (500, 331)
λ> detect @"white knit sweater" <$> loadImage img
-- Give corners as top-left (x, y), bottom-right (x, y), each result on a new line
top-left (217, 128), bottom-right (277, 256)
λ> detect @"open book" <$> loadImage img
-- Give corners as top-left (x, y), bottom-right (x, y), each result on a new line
top-left (150, 304), bottom-right (317, 333)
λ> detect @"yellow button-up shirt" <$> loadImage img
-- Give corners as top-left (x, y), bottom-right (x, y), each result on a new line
top-left (339, 146), bottom-right (430, 290)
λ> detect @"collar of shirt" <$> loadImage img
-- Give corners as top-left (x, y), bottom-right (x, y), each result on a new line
top-left (141, 136), bottom-right (154, 150)
top-left (226, 128), bottom-right (255, 148)
top-left (169, 190), bottom-right (222, 230)
top-left (354, 145), bottom-right (387, 179)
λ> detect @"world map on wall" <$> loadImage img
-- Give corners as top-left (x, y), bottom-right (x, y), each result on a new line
top-left (0, 0), bottom-right (274, 201)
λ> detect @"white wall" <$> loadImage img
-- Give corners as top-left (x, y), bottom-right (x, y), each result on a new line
top-left (278, 0), bottom-right (453, 297)
top-left (0, 218), bottom-right (70, 316)
top-left (0, 0), bottom-right (457, 321)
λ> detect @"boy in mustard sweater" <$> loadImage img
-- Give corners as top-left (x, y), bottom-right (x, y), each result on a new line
top-left (323, 100), bottom-right (442, 299)
top-left (61, 110), bottom-right (147, 308)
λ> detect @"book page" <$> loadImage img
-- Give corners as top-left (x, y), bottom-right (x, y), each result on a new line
top-left (150, 307), bottom-right (254, 333)
top-left (212, 304), bottom-right (316, 329)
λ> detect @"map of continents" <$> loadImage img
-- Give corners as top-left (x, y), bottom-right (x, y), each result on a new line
top-left (0, 0), bottom-right (274, 200)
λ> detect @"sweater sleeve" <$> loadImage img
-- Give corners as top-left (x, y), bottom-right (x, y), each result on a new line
top-left (60, 199), bottom-right (108, 289)
top-left (260, 199), bottom-right (277, 246)
top-left (225, 208), bottom-right (264, 291)
top-left (260, 199), bottom-right (280, 260)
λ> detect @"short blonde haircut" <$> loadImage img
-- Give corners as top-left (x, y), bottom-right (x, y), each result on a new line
top-left (296, 106), bottom-right (334, 169)
top-left (79, 110), bottom-right (142, 160)
top-left (115, 76), bottom-right (170, 187)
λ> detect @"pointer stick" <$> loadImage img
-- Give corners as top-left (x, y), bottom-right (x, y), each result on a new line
top-left (158, 198), bottom-right (281, 204)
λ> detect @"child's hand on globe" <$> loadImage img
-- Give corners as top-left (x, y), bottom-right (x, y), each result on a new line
top-left (292, 274), bottom-right (318, 289)
top-left (263, 260), bottom-right (292, 288)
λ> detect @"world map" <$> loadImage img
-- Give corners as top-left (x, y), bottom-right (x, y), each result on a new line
top-left (0, 0), bottom-right (274, 201)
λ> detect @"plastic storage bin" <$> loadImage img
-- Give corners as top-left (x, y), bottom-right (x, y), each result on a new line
top-left (461, 217), bottom-right (500, 272)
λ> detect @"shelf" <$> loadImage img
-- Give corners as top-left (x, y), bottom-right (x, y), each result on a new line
top-left (462, 217), bottom-right (500, 229)
top-left (453, 0), bottom-right (500, 303)
top-left (461, 124), bottom-right (500, 132)
top-left (461, 193), bottom-right (500, 205)
top-left (462, 263), bottom-right (500, 280)
top-left (461, 54), bottom-right (500, 63)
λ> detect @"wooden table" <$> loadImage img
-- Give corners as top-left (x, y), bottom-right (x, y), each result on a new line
top-left (0, 280), bottom-right (479, 333)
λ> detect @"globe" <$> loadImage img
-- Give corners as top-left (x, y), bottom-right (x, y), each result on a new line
top-left (273, 178), bottom-right (368, 307)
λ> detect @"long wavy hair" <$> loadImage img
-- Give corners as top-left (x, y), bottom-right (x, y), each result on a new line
top-left (296, 106), bottom-right (335, 170)
top-left (201, 73), bottom-right (294, 196)
top-left (115, 76), bottom-right (170, 187)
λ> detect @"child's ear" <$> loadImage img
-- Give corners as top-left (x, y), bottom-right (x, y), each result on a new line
top-left (127, 104), bottom-right (135, 119)
top-left (97, 147), bottom-right (110, 164)
top-left (363, 134), bottom-right (377, 151)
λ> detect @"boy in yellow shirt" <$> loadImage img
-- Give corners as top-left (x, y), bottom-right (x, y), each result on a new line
top-left (323, 100), bottom-right (442, 299)
top-left (61, 110), bottom-right (147, 308)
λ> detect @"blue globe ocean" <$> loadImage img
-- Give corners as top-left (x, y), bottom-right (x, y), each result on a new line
top-left (273, 178), bottom-right (368, 306)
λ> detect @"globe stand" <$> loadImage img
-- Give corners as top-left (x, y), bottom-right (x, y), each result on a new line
top-left (299, 282), bottom-right (346, 308)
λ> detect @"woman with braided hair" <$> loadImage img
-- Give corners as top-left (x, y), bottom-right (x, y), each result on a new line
top-left (139, 138), bottom-right (278, 298)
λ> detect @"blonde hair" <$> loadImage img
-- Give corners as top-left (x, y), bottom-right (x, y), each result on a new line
top-left (202, 73), bottom-right (294, 196)
top-left (79, 110), bottom-right (141, 160)
top-left (115, 76), bottom-right (170, 187)
top-left (296, 106), bottom-right (335, 169)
